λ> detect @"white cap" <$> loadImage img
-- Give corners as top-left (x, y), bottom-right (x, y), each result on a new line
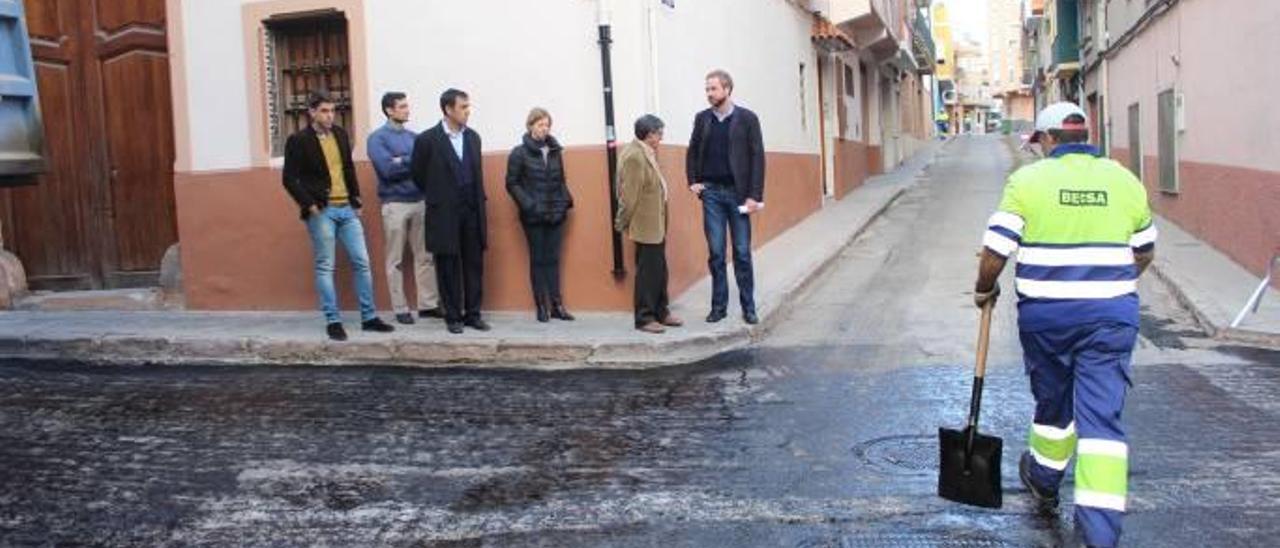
top-left (1030, 102), bottom-right (1088, 143)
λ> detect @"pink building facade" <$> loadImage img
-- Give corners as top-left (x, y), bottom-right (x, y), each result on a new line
top-left (1104, 0), bottom-right (1279, 285)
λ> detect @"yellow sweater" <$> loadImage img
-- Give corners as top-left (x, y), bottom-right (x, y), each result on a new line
top-left (318, 133), bottom-right (349, 205)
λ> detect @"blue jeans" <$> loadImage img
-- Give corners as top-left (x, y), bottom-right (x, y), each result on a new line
top-left (305, 205), bottom-right (377, 324)
top-left (701, 185), bottom-right (755, 313)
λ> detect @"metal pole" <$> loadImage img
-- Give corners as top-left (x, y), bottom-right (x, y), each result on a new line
top-left (1230, 251), bottom-right (1279, 329)
top-left (598, 17), bottom-right (625, 278)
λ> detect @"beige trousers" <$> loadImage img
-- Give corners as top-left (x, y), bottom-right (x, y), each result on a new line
top-left (381, 201), bottom-right (438, 313)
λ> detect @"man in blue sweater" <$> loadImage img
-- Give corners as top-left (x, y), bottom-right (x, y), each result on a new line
top-left (368, 92), bottom-right (441, 325)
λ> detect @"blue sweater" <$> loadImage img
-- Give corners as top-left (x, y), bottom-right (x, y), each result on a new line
top-left (367, 123), bottom-right (424, 202)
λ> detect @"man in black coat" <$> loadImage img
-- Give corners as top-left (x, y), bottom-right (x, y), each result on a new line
top-left (411, 89), bottom-right (489, 334)
top-left (686, 70), bottom-right (766, 325)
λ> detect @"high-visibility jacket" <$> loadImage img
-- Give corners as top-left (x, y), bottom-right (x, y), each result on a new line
top-left (983, 143), bottom-right (1158, 332)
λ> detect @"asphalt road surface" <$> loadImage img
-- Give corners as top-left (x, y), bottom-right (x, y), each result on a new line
top-left (2, 136), bottom-right (1277, 547)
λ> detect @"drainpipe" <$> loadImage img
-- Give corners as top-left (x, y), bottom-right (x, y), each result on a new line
top-left (1100, 1), bottom-right (1111, 156)
top-left (597, 0), bottom-right (625, 278)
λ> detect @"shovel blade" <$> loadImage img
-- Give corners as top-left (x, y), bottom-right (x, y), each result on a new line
top-left (938, 426), bottom-right (1003, 508)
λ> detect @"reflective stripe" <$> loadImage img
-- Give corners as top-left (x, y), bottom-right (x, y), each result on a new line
top-left (1077, 439), bottom-right (1129, 501)
top-left (1018, 246), bottom-right (1135, 267)
top-left (989, 225), bottom-right (1022, 244)
top-left (1032, 421), bottom-right (1076, 441)
top-left (1075, 489), bottom-right (1127, 512)
top-left (1030, 446), bottom-right (1070, 471)
top-left (989, 211), bottom-right (1025, 235)
top-left (1130, 224), bottom-right (1159, 250)
top-left (1029, 421), bottom-right (1077, 467)
top-left (1015, 279), bottom-right (1137, 299)
top-left (984, 230), bottom-right (1019, 257)
top-left (1078, 453), bottom-right (1128, 494)
top-left (1016, 264), bottom-right (1138, 282)
top-left (1079, 439), bottom-right (1129, 459)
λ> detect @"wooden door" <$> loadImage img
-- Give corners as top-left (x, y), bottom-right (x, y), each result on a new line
top-left (0, 0), bottom-right (98, 290)
top-left (0, 0), bottom-right (175, 289)
top-left (90, 0), bottom-right (176, 284)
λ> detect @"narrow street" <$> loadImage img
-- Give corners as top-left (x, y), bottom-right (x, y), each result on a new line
top-left (1, 136), bottom-right (1277, 547)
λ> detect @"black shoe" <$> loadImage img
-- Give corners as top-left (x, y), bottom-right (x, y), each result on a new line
top-left (743, 311), bottom-right (759, 325)
top-left (326, 322), bottom-right (348, 341)
top-left (464, 318), bottom-right (491, 331)
top-left (395, 313), bottom-right (415, 325)
top-left (362, 317), bottom-right (396, 333)
top-left (418, 307), bottom-right (445, 319)
top-left (551, 299), bottom-right (575, 321)
top-left (706, 309), bottom-right (727, 323)
top-left (535, 299), bottom-right (550, 323)
top-left (447, 321), bottom-right (464, 334)
top-left (1019, 451), bottom-right (1060, 508)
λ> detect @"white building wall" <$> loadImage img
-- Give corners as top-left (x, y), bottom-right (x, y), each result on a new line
top-left (363, 0), bottom-right (616, 154)
top-left (644, 0), bottom-right (819, 154)
top-left (180, 0), bottom-right (254, 171)
top-left (177, 0), bottom-right (819, 172)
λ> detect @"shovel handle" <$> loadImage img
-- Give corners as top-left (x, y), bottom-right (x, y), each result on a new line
top-left (974, 300), bottom-right (994, 379)
top-left (964, 300), bottom-right (996, 437)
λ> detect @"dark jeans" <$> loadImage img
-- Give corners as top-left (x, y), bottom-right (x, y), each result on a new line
top-left (435, 209), bottom-right (485, 323)
top-left (701, 185), bottom-right (755, 313)
top-left (634, 241), bottom-right (670, 326)
top-left (522, 221), bottom-right (565, 302)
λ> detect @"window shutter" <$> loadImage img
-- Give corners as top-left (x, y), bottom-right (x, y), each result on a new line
top-left (0, 0), bottom-right (46, 185)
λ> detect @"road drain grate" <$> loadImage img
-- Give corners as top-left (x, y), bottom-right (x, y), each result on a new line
top-left (798, 533), bottom-right (1013, 547)
top-left (851, 435), bottom-right (938, 474)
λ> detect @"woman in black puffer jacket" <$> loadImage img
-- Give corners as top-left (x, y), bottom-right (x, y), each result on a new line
top-left (506, 108), bottom-right (575, 322)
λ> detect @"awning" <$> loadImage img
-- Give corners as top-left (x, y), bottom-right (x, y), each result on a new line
top-left (811, 16), bottom-right (854, 52)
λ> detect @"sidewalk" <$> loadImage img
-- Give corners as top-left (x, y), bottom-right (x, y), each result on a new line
top-left (0, 144), bottom-right (943, 370)
top-left (1148, 218), bottom-right (1280, 347)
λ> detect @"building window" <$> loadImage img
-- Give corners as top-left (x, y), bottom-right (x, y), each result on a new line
top-left (263, 12), bottom-right (353, 157)
top-left (1127, 102), bottom-right (1142, 180)
top-left (1157, 89), bottom-right (1179, 193)
top-left (844, 64), bottom-right (856, 97)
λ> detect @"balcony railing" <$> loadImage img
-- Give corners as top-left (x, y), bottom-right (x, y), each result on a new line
top-left (1051, 0), bottom-right (1080, 68)
top-left (911, 9), bottom-right (936, 72)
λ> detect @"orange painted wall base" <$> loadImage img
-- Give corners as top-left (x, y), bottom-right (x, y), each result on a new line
top-left (175, 145), bottom-right (822, 312)
top-left (1111, 148), bottom-right (1280, 287)
top-left (831, 138), bottom-right (873, 199)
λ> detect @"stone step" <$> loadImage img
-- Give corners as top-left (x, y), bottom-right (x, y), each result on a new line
top-left (14, 288), bottom-right (181, 312)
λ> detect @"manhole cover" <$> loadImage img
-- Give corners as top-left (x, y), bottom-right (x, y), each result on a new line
top-left (852, 435), bottom-right (937, 474)
top-left (798, 533), bottom-right (1013, 547)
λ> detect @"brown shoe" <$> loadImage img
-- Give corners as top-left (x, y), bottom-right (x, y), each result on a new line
top-left (637, 321), bottom-right (667, 334)
top-left (659, 315), bottom-right (684, 327)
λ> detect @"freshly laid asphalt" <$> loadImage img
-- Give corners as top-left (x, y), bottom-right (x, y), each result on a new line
top-left (1, 136), bottom-right (1277, 547)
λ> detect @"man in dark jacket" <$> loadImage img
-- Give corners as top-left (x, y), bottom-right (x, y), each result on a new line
top-left (282, 91), bottom-right (395, 341)
top-left (411, 89), bottom-right (489, 334)
top-left (686, 69), bottom-right (766, 325)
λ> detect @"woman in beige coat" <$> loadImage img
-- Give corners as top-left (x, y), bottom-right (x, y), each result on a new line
top-left (615, 115), bottom-right (684, 334)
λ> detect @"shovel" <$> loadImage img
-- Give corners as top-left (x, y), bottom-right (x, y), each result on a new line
top-left (938, 299), bottom-right (1003, 508)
